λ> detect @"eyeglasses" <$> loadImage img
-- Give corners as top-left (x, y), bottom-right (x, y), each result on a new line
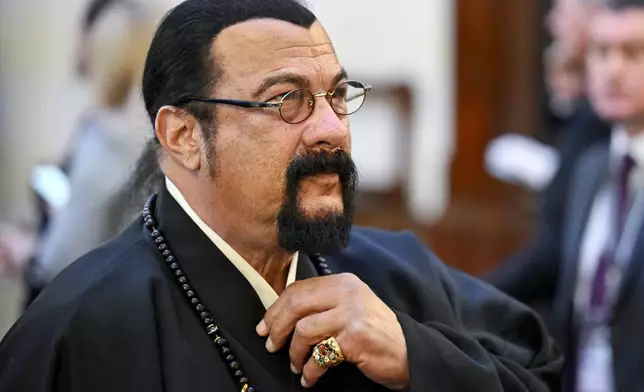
top-left (173, 80), bottom-right (372, 124)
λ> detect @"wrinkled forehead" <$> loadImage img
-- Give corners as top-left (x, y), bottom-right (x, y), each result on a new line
top-left (212, 19), bottom-right (342, 91)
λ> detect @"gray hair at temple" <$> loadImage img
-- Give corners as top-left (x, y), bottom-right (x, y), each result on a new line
top-left (123, 0), bottom-right (317, 209)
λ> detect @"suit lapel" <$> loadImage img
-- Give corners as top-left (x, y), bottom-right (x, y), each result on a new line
top-left (153, 188), bottom-right (382, 391)
top-left (154, 188), bottom-right (333, 390)
top-left (612, 205), bottom-right (644, 316)
top-left (554, 143), bottom-right (610, 355)
top-left (155, 189), bottom-right (283, 383)
top-left (561, 144), bottom-right (610, 291)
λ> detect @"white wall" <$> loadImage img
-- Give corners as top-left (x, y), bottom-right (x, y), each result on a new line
top-left (308, 0), bottom-right (456, 224)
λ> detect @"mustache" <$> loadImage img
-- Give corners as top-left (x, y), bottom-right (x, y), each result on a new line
top-left (278, 148), bottom-right (357, 253)
top-left (285, 149), bottom-right (358, 187)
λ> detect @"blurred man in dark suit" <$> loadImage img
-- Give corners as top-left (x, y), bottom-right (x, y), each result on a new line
top-left (489, 1), bottom-right (644, 390)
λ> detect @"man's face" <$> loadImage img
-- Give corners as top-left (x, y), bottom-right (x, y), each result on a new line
top-left (203, 19), bottom-right (357, 253)
top-left (587, 8), bottom-right (644, 125)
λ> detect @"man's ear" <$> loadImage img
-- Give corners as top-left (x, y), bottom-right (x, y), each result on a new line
top-left (154, 106), bottom-right (202, 171)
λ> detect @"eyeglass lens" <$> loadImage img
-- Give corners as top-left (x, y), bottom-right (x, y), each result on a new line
top-left (279, 81), bottom-right (367, 124)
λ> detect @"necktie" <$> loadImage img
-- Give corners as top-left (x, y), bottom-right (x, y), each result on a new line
top-left (577, 155), bottom-right (636, 392)
top-left (589, 154), bottom-right (636, 318)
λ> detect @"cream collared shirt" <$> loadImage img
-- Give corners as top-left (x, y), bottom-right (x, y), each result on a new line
top-left (165, 177), bottom-right (298, 309)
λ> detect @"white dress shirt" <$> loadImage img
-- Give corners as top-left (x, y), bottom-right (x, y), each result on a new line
top-left (575, 128), bottom-right (644, 392)
top-left (166, 177), bottom-right (298, 309)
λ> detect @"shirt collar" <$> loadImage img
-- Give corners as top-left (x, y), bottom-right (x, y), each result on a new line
top-left (165, 177), bottom-right (298, 309)
top-left (611, 126), bottom-right (644, 169)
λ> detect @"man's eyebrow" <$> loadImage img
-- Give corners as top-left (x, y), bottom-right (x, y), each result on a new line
top-left (252, 68), bottom-right (349, 99)
top-left (252, 74), bottom-right (309, 99)
top-left (331, 68), bottom-right (349, 87)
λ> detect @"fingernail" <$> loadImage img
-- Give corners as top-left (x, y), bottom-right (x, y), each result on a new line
top-left (301, 376), bottom-right (309, 388)
top-left (290, 363), bottom-right (300, 374)
top-left (256, 319), bottom-right (267, 336)
top-left (265, 337), bottom-right (276, 353)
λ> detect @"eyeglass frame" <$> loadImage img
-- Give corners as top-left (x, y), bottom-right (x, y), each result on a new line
top-left (171, 80), bottom-right (372, 124)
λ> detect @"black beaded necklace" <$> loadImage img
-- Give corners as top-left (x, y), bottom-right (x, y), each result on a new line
top-left (142, 194), bottom-right (333, 392)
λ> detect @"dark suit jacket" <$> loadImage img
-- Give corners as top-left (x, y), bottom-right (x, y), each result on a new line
top-left (0, 187), bottom-right (561, 392)
top-left (489, 138), bottom-right (644, 391)
top-left (487, 103), bottom-right (610, 306)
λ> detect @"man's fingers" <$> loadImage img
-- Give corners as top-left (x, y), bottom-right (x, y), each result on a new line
top-left (263, 298), bottom-right (332, 352)
top-left (300, 356), bottom-right (327, 388)
top-left (300, 332), bottom-right (350, 388)
top-left (289, 309), bottom-right (344, 373)
top-left (258, 276), bottom-right (341, 348)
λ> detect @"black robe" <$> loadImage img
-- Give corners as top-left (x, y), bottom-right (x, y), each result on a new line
top-left (0, 188), bottom-right (562, 391)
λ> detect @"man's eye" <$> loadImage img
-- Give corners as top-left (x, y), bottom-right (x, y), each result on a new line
top-left (268, 92), bottom-right (290, 102)
top-left (334, 88), bottom-right (348, 98)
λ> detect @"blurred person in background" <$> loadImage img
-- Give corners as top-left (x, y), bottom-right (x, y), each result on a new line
top-left (23, 0), bottom-right (165, 303)
top-left (490, 0), bottom-right (644, 390)
top-left (487, 0), bottom-right (610, 305)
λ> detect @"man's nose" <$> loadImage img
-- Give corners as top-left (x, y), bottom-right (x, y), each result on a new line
top-left (301, 95), bottom-right (350, 149)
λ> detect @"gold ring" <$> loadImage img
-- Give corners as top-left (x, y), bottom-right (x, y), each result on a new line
top-left (312, 336), bottom-right (345, 368)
